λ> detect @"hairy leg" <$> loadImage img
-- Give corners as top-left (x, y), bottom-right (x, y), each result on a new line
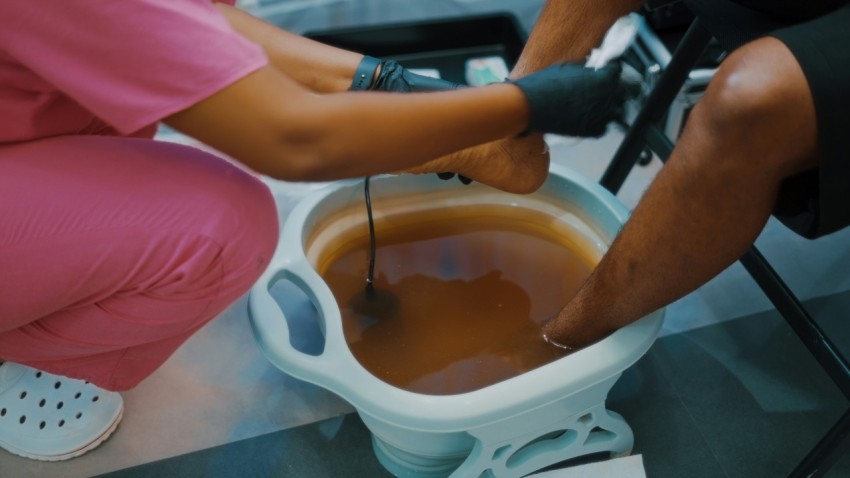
top-left (543, 36), bottom-right (819, 347)
top-left (405, 0), bottom-right (642, 193)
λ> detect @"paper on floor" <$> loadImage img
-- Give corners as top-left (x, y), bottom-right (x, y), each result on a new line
top-left (528, 454), bottom-right (647, 478)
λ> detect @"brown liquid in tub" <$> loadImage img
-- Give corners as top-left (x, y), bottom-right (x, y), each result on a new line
top-left (317, 204), bottom-right (597, 395)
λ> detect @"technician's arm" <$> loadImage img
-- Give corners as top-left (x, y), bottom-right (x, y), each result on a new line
top-left (163, 65), bottom-right (530, 181)
top-left (214, 2), bottom-right (365, 93)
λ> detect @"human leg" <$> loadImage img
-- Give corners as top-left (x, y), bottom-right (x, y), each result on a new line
top-left (405, 0), bottom-right (642, 193)
top-left (542, 35), bottom-right (819, 347)
top-left (0, 135), bottom-right (279, 391)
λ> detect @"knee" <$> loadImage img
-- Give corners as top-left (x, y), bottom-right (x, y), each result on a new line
top-left (693, 42), bottom-right (788, 143)
top-left (203, 169), bottom-right (280, 293)
top-left (684, 37), bottom-right (817, 177)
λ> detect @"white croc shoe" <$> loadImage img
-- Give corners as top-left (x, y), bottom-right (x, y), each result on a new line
top-left (0, 362), bottom-right (123, 461)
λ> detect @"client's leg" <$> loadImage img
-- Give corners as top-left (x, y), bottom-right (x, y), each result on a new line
top-left (406, 0), bottom-right (642, 193)
top-left (0, 135), bottom-right (279, 391)
top-left (543, 36), bottom-right (819, 347)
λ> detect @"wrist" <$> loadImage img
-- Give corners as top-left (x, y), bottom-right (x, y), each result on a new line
top-left (349, 55), bottom-right (383, 91)
top-left (498, 81), bottom-right (533, 136)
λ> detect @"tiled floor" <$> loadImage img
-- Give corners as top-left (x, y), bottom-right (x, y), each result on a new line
top-left (3, 1), bottom-right (849, 477)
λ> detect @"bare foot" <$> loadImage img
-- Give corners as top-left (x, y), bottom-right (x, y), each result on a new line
top-left (540, 306), bottom-right (616, 351)
top-left (401, 133), bottom-right (550, 194)
top-left (541, 316), bottom-right (602, 350)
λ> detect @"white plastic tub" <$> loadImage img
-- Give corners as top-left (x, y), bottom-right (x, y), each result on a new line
top-left (249, 164), bottom-right (664, 477)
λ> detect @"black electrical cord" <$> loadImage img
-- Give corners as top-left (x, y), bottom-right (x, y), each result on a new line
top-left (364, 176), bottom-right (376, 290)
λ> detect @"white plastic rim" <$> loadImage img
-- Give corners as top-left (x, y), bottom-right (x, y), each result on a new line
top-left (248, 163), bottom-right (664, 433)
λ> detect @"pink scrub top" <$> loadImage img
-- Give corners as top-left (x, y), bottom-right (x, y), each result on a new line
top-left (0, 0), bottom-right (268, 144)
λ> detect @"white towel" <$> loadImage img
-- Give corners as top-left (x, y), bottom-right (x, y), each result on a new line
top-left (586, 14), bottom-right (641, 69)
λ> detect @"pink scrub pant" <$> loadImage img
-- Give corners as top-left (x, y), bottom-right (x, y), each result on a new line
top-left (0, 135), bottom-right (279, 391)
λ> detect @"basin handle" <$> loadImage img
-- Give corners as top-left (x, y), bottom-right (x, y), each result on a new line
top-left (247, 255), bottom-right (351, 388)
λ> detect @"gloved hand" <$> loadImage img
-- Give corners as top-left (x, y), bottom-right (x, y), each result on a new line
top-left (371, 59), bottom-right (465, 93)
top-left (511, 61), bottom-right (637, 137)
top-left (365, 58), bottom-right (471, 184)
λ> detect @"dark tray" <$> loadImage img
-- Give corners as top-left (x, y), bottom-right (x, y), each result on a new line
top-left (305, 13), bottom-right (528, 85)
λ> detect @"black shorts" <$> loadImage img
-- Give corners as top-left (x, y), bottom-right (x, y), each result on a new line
top-left (684, 0), bottom-right (850, 238)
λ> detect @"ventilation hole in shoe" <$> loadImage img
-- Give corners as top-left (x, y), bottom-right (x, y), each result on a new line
top-left (76, 412), bottom-right (82, 419)
top-left (74, 392), bottom-right (82, 399)
top-left (39, 398), bottom-right (46, 408)
top-left (19, 415), bottom-right (26, 424)
top-left (0, 408), bottom-right (5, 417)
top-left (19, 391), bottom-right (27, 399)
top-left (84, 381), bottom-right (90, 384)
top-left (92, 395), bottom-right (99, 402)
top-left (57, 401), bottom-right (64, 410)
top-left (54, 381), bottom-right (61, 390)
top-left (39, 421), bottom-right (46, 430)
top-left (35, 371), bottom-right (42, 378)
top-left (58, 419), bottom-right (65, 427)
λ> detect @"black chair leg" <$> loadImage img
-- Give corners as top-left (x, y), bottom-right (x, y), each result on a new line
top-left (740, 249), bottom-right (850, 478)
top-left (600, 18), bottom-right (712, 195)
top-left (789, 408), bottom-right (850, 478)
top-left (740, 250), bottom-right (850, 399)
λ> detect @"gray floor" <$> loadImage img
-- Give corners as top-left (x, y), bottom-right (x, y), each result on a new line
top-left (89, 295), bottom-right (850, 478)
top-left (3, 1), bottom-right (849, 477)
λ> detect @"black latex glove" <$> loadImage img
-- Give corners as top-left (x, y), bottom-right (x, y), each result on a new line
top-left (511, 61), bottom-right (637, 137)
top-left (371, 59), bottom-right (465, 93)
top-left (369, 59), bottom-right (471, 184)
